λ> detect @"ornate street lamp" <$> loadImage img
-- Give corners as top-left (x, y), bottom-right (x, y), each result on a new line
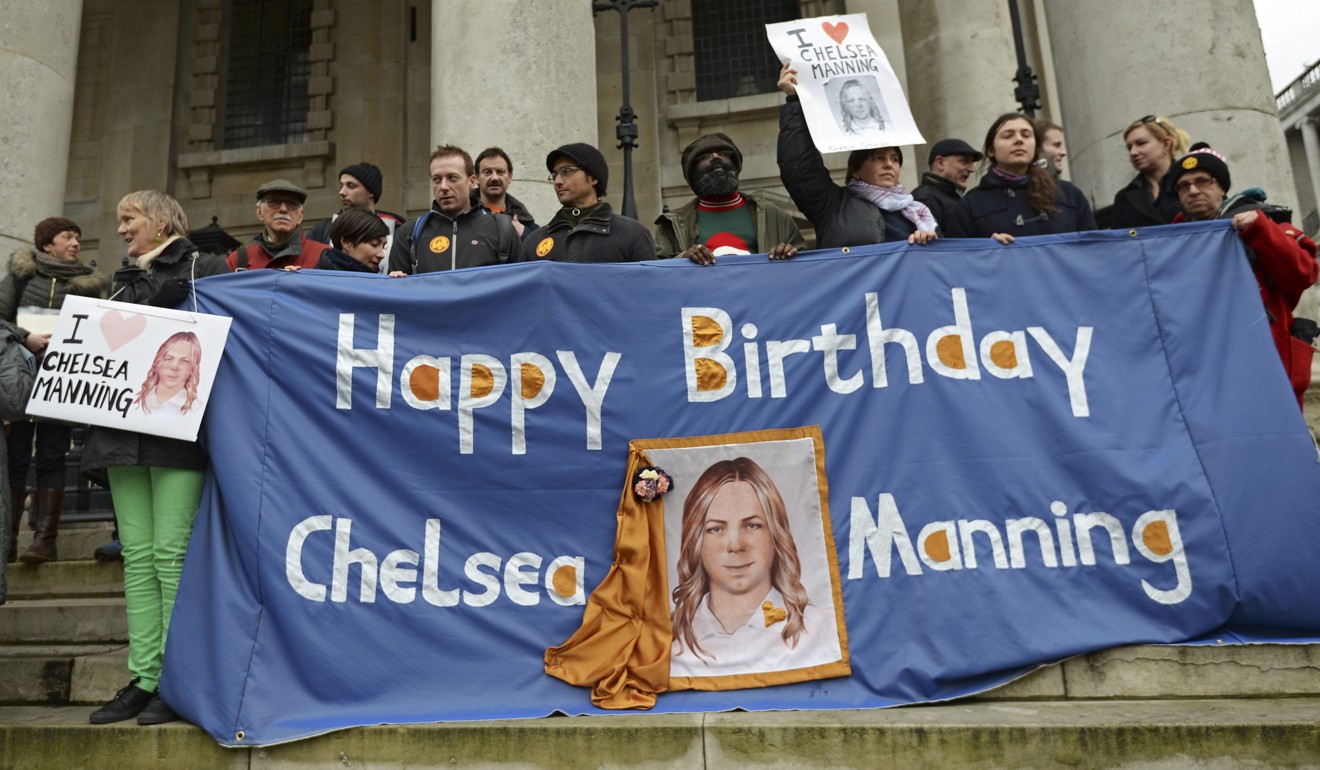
top-left (592, 0), bottom-right (658, 220)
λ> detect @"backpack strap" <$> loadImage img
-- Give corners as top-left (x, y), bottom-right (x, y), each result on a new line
top-left (410, 211), bottom-right (434, 274)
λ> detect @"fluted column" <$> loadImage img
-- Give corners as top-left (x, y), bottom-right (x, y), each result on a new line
top-left (898, 0), bottom-right (1019, 170)
top-left (1044, 0), bottom-right (1297, 214)
top-left (0, 1), bottom-right (82, 256)
top-left (432, 0), bottom-right (597, 222)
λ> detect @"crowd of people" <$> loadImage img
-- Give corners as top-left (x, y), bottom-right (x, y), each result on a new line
top-left (0, 57), bottom-right (1316, 729)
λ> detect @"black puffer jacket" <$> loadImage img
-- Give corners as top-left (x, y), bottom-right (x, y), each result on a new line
top-left (943, 171), bottom-right (1097, 239)
top-left (81, 238), bottom-right (229, 481)
top-left (316, 247), bottom-right (376, 273)
top-left (911, 173), bottom-right (962, 232)
top-left (777, 96), bottom-right (911, 247)
top-left (0, 249), bottom-right (106, 339)
top-left (1109, 173), bottom-right (1181, 229)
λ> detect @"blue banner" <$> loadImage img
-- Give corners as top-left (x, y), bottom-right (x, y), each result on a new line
top-left (163, 222), bottom-right (1320, 746)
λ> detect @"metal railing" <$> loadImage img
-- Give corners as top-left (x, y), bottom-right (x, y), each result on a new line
top-left (1277, 60), bottom-right (1320, 117)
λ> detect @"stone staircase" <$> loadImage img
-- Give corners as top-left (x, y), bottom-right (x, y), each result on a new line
top-left (2, 523), bottom-right (1319, 768)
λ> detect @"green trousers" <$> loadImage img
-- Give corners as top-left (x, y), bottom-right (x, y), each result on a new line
top-left (108, 466), bottom-right (205, 691)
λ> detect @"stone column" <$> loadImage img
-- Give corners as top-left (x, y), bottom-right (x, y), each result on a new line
top-left (0, 1), bottom-right (83, 256)
top-left (1043, 0), bottom-right (1297, 215)
top-left (846, 0), bottom-right (917, 188)
top-left (1301, 119), bottom-right (1320, 220)
top-left (432, 0), bottom-right (596, 223)
top-left (898, 0), bottom-right (1019, 172)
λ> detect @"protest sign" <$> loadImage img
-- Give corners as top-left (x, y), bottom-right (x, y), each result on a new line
top-left (767, 13), bottom-right (924, 153)
top-left (25, 296), bottom-right (232, 441)
top-left (164, 224), bottom-right (1320, 746)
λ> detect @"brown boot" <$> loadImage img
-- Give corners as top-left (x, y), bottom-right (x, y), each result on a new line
top-left (19, 487), bottom-right (62, 564)
top-left (6, 487), bottom-right (24, 563)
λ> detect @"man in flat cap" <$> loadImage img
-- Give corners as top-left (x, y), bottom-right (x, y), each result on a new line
top-left (655, 132), bottom-right (804, 265)
top-left (520, 143), bottom-right (653, 263)
top-left (912, 138), bottom-right (983, 230)
top-left (226, 179), bottom-right (329, 271)
top-left (307, 162), bottom-right (406, 273)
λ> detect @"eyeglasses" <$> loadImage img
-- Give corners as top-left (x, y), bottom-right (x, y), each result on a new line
top-left (547, 166), bottom-right (582, 181)
top-left (1174, 176), bottom-right (1217, 194)
top-left (262, 198), bottom-right (303, 210)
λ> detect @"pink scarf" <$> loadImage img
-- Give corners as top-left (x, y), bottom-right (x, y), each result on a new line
top-left (846, 179), bottom-right (938, 233)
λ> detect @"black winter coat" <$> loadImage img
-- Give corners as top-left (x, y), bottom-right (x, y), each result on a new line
top-left (520, 203), bottom-right (654, 264)
top-left (316, 248), bottom-right (377, 273)
top-left (911, 173), bottom-right (962, 232)
top-left (943, 171), bottom-right (1097, 239)
top-left (777, 97), bottom-right (912, 247)
top-left (81, 238), bottom-right (229, 481)
top-left (1109, 173), bottom-right (1181, 229)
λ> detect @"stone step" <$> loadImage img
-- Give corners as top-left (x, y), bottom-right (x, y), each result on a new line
top-left (9, 521), bottom-right (115, 562)
top-left (5, 559), bottom-right (123, 600)
top-left (0, 597), bottom-right (126, 644)
top-left (1, 698), bottom-right (1318, 768)
top-left (0, 644), bottom-right (123, 704)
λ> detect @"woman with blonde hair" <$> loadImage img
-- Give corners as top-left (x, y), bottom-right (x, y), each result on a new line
top-left (133, 331), bottom-right (204, 418)
top-left (671, 457), bottom-right (833, 675)
top-left (1110, 114), bottom-right (1192, 228)
top-left (82, 190), bottom-right (227, 726)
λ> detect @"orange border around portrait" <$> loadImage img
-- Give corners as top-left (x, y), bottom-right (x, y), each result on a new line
top-left (635, 425), bottom-right (851, 692)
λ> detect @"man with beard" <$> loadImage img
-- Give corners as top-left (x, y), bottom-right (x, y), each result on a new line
top-left (306, 162), bottom-right (406, 273)
top-left (227, 179), bottom-right (329, 271)
top-left (655, 133), bottom-right (804, 265)
top-left (911, 138), bottom-right (982, 230)
top-left (469, 147), bottom-right (537, 239)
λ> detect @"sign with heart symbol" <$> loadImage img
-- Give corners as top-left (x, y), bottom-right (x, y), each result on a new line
top-left (26, 296), bottom-right (233, 442)
top-left (766, 13), bottom-right (925, 154)
top-left (100, 309), bottom-right (148, 352)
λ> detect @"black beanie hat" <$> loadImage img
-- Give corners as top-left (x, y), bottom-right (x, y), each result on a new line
top-left (33, 217), bottom-right (81, 251)
top-left (681, 133), bottom-right (743, 186)
top-left (340, 162), bottom-right (384, 204)
top-left (547, 143), bottom-right (609, 197)
top-left (1169, 143), bottom-right (1231, 194)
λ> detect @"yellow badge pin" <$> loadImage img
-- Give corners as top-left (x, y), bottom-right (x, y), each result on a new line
top-left (429, 235), bottom-right (450, 253)
top-left (536, 237), bottom-right (554, 258)
top-left (1181, 157), bottom-right (1198, 170)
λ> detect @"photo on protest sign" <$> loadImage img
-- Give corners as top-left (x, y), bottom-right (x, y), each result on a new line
top-left (25, 295), bottom-right (232, 442)
top-left (766, 13), bottom-right (924, 153)
top-left (640, 427), bottom-right (850, 690)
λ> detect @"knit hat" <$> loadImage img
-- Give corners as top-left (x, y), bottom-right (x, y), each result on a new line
top-left (33, 217), bottom-right (81, 251)
top-left (1169, 143), bottom-right (1230, 194)
top-left (340, 162), bottom-right (383, 204)
top-left (681, 133), bottom-right (743, 186)
top-left (547, 143), bottom-right (608, 197)
top-left (256, 178), bottom-right (308, 204)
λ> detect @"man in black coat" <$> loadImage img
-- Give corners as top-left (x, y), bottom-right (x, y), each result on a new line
top-left (912, 138), bottom-right (981, 230)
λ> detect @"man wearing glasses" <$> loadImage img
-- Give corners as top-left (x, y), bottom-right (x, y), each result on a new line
top-left (226, 179), bottom-right (329, 271)
top-left (1169, 143), bottom-right (1318, 409)
top-left (520, 143), bottom-right (653, 263)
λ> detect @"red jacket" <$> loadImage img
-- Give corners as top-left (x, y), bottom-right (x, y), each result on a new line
top-left (225, 233), bottom-right (328, 271)
top-left (1177, 207), bottom-right (1318, 407)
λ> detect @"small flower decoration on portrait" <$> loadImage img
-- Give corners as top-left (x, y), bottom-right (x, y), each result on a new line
top-left (633, 466), bottom-right (673, 502)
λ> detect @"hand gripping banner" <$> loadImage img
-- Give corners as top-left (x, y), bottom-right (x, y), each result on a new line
top-left (163, 222), bottom-right (1320, 746)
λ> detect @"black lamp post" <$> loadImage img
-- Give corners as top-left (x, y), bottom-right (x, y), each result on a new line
top-left (592, 0), bottom-right (658, 220)
top-left (1007, 0), bottom-right (1041, 117)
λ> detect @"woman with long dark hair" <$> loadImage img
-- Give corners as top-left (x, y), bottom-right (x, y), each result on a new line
top-left (944, 113), bottom-right (1097, 243)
